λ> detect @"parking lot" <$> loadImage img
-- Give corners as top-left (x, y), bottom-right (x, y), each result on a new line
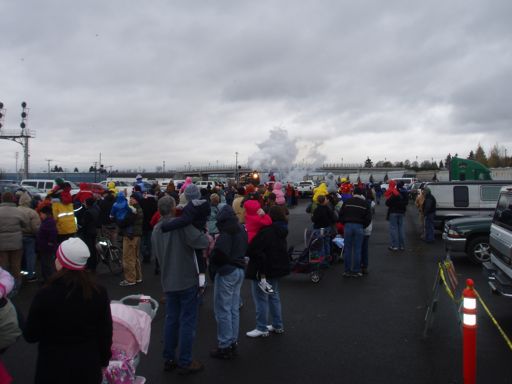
top-left (3, 199), bottom-right (512, 383)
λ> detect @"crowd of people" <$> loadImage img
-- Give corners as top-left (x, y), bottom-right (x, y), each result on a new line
top-left (0, 173), bottom-right (436, 382)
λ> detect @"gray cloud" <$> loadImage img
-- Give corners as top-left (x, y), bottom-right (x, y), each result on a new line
top-left (1, 0), bottom-right (511, 172)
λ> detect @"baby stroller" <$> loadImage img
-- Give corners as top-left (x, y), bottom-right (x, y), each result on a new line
top-left (103, 295), bottom-right (159, 384)
top-left (289, 228), bottom-right (344, 283)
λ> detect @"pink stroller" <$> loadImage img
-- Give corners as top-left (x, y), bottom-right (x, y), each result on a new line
top-left (103, 295), bottom-right (159, 384)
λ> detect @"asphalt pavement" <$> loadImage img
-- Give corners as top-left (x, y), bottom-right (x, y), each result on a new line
top-left (4, 199), bottom-right (512, 384)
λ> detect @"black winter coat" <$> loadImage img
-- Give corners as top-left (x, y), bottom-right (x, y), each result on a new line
top-left (311, 204), bottom-right (336, 229)
top-left (140, 195), bottom-right (158, 231)
top-left (246, 222), bottom-right (290, 280)
top-left (24, 278), bottom-right (113, 384)
top-left (209, 205), bottom-right (248, 279)
top-left (385, 190), bottom-right (409, 214)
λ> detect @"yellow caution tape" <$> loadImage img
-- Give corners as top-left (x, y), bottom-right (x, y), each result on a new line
top-left (474, 289), bottom-right (512, 352)
top-left (438, 262), bottom-right (457, 302)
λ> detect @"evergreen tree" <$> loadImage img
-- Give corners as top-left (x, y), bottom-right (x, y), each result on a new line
top-left (364, 157), bottom-right (373, 168)
top-left (467, 150), bottom-right (475, 160)
top-left (439, 160), bottom-right (444, 169)
top-left (445, 153), bottom-right (452, 170)
top-left (74, 167), bottom-right (79, 172)
top-left (474, 144), bottom-right (488, 165)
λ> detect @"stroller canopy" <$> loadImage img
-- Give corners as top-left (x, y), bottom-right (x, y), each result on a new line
top-left (111, 303), bottom-right (152, 355)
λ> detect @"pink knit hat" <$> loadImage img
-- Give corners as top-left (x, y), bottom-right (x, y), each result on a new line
top-left (0, 267), bottom-right (14, 298)
top-left (56, 238), bottom-right (90, 270)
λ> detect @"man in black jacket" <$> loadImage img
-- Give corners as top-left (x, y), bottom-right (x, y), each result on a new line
top-left (340, 187), bottom-right (372, 277)
top-left (385, 181), bottom-right (409, 251)
top-left (422, 187), bottom-right (436, 243)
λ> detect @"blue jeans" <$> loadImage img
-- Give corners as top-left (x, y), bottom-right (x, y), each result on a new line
top-left (163, 286), bottom-right (199, 366)
top-left (313, 228), bottom-right (331, 263)
top-left (388, 213), bottom-right (405, 249)
top-left (424, 212), bottom-right (435, 242)
top-left (213, 268), bottom-right (244, 348)
top-left (344, 223), bottom-right (364, 273)
top-left (361, 235), bottom-right (370, 269)
top-left (22, 236), bottom-right (37, 277)
top-left (251, 279), bottom-right (283, 332)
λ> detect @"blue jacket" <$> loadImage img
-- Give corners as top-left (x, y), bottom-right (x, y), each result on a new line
top-left (110, 192), bottom-right (129, 221)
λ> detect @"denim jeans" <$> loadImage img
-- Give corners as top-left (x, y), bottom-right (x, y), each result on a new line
top-left (22, 236), bottom-right (37, 277)
top-left (251, 278), bottom-right (283, 331)
top-left (388, 213), bottom-right (405, 249)
top-left (312, 228), bottom-right (331, 263)
top-left (343, 223), bottom-right (364, 273)
top-left (361, 235), bottom-right (370, 269)
top-left (424, 212), bottom-right (435, 242)
top-left (163, 286), bottom-right (199, 366)
top-left (213, 268), bottom-right (244, 348)
top-left (140, 230), bottom-right (152, 261)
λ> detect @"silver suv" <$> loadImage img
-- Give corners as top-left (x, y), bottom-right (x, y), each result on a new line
top-left (483, 185), bottom-right (512, 296)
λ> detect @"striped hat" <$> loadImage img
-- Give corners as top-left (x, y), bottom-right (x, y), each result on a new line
top-left (56, 238), bottom-right (90, 270)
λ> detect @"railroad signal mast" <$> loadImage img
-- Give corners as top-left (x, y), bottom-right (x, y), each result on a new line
top-left (0, 101), bottom-right (35, 179)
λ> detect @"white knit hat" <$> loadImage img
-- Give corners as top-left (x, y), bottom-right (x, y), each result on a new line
top-left (0, 267), bottom-right (14, 298)
top-left (56, 238), bottom-right (90, 270)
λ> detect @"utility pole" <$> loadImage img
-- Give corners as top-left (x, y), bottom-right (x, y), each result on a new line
top-left (45, 159), bottom-right (53, 174)
top-left (15, 152), bottom-right (19, 182)
top-left (0, 101), bottom-right (35, 179)
top-left (94, 161), bottom-right (98, 182)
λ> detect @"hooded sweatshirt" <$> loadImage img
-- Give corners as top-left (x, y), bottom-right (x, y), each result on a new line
top-left (209, 205), bottom-right (248, 277)
top-left (18, 192), bottom-right (41, 236)
top-left (110, 192), bottom-right (129, 222)
top-left (244, 199), bottom-right (272, 243)
top-left (273, 182), bottom-right (286, 205)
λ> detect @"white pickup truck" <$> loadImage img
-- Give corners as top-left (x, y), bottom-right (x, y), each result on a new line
top-left (297, 180), bottom-right (315, 197)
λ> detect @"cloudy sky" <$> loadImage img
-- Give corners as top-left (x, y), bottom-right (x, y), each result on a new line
top-left (1, 0), bottom-right (511, 173)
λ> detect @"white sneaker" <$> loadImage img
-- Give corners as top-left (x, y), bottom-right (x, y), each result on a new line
top-left (258, 281), bottom-right (274, 294)
top-left (246, 329), bottom-right (270, 338)
top-left (266, 325), bottom-right (284, 334)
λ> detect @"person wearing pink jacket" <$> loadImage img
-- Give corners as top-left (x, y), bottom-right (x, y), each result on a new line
top-left (243, 199), bottom-right (274, 294)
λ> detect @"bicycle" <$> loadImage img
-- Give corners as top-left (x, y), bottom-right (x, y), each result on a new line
top-left (96, 236), bottom-right (123, 275)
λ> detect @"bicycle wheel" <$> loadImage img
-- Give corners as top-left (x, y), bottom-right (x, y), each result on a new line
top-left (107, 246), bottom-right (123, 275)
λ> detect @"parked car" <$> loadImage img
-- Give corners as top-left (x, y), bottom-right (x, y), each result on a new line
top-left (21, 185), bottom-right (46, 199)
top-left (297, 181), bottom-right (315, 197)
top-left (0, 183), bottom-right (22, 197)
top-left (409, 182), bottom-right (425, 201)
top-left (78, 182), bottom-right (107, 198)
top-left (20, 179), bottom-right (80, 196)
top-left (442, 216), bottom-right (492, 264)
top-left (483, 185), bottom-right (512, 296)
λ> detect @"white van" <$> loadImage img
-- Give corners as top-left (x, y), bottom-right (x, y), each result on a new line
top-left (483, 185), bottom-right (512, 296)
top-left (20, 179), bottom-right (80, 196)
top-left (195, 180), bottom-right (216, 189)
top-left (425, 181), bottom-right (509, 229)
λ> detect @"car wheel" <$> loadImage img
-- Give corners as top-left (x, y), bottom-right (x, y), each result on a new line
top-left (467, 236), bottom-right (491, 264)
